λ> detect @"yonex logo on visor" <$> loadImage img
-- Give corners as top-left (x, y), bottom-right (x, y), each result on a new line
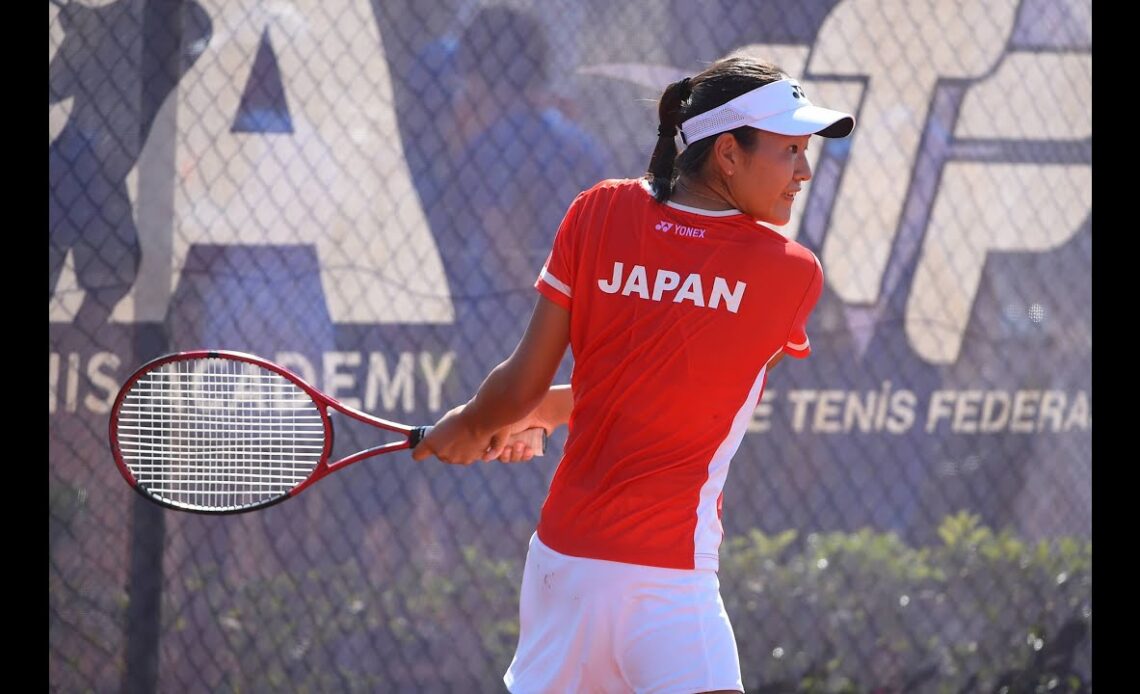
top-left (678, 78), bottom-right (854, 145)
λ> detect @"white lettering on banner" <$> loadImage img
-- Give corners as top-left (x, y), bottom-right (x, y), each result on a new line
top-left (779, 387), bottom-right (1088, 435)
top-left (786, 389), bottom-right (815, 433)
top-left (814, 390), bottom-right (845, 434)
top-left (955, 53), bottom-right (1092, 140)
top-left (908, 163), bottom-right (1091, 363)
top-left (1010, 391), bottom-right (1042, 434)
top-left (49, 352), bottom-right (118, 415)
top-left (98, 0), bottom-right (454, 325)
top-left (1038, 391), bottom-right (1068, 433)
top-left (952, 391), bottom-right (984, 434)
top-left (66, 352), bottom-right (80, 414)
top-left (787, 383), bottom-right (919, 434)
top-left (364, 352), bottom-right (415, 413)
top-left (927, 391), bottom-right (955, 434)
top-left (885, 392), bottom-right (918, 434)
top-left (813, 0), bottom-right (1021, 305)
top-left (926, 390), bottom-right (1090, 434)
top-left (419, 352), bottom-right (455, 413)
top-left (980, 391), bottom-right (1011, 433)
top-left (50, 350), bottom-right (456, 416)
top-left (85, 352), bottom-right (122, 415)
top-left (324, 352), bottom-right (363, 410)
top-left (1064, 392), bottom-right (1091, 432)
top-left (277, 351), bottom-right (453, 413)
top-left (599, 262), bottom-right (746, 313)
top-left (49, 352), bottom-right (60, 415)
top-left (821, 44), bottom-right (1090, 363)
top-left (48, 352), bottom-right (1090, 434)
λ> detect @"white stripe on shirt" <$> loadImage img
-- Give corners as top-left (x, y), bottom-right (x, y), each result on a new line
top-left (540, 266), bottom-right (572, 298)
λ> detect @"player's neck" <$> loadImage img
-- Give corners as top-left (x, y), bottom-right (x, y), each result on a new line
top-left (671, 178), bottom-right (735, 211)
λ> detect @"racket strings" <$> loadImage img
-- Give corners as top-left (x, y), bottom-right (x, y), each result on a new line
top-left (118, 357), bottom-right (325, 511)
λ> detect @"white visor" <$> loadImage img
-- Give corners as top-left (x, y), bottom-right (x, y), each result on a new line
top-left (679, 78), bottom-right (855, 145)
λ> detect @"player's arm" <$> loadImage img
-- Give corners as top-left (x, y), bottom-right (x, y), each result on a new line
top-left (767, 352), bottom-right (786, 372)
top-left (521, 385), bottom-right (573, 434)
top-left (412, 296), bottom-right (570, 465)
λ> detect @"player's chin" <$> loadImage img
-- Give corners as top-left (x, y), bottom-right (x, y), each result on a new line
top-left (759, 208), bottom-right (793, 227)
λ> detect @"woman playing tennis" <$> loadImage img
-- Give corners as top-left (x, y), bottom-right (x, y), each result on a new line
top-left (413, 55), bottom-right (855, 694)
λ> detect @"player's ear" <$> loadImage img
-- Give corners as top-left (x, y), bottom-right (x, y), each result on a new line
top-left (711, 132), bottom-right (741, 178)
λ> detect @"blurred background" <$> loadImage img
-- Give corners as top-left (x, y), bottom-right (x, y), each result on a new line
top-left (49, 0), bottom-right (1091, 691)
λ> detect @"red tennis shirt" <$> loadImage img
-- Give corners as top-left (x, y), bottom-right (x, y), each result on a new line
top-left (534, 178), bottom-right (823, 570)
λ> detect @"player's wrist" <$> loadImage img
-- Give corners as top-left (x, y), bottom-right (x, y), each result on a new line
top-left (454, 401), bottom-right (505, 441)
top-left (535, 386), bottom-right (571, 432)
top-left (532, 412), bottom-right (557, 435)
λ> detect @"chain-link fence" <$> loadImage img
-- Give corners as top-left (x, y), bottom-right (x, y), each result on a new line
top-left (50, 0), bottom-right (1092, 691)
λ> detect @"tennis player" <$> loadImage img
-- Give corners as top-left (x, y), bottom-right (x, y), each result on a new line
top-left (414, 56), bottom-right (855, 693)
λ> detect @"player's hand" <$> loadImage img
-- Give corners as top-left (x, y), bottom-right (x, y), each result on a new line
top-left (494, 437), bottom-right (534, 463)
top-left (490, 410), bottom-right (552, 463)
top-left (412, 405), bottom-right (499, 465)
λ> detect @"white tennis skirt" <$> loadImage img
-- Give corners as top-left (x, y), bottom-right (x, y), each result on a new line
top-left (503, 532), bottom-right (743, 694)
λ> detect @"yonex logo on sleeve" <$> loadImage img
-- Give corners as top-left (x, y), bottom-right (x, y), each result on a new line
top-left (655, 221), bottom-right (673, 232)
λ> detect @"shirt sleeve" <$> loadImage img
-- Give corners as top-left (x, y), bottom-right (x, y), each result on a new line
top-left (534, 188), bottom-right (588, 311)
top-left (783, 252), bottom-right (824, 359)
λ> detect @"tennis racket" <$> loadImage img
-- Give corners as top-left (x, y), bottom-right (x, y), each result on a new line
top-left (108, 349), bottom-right (546, 514)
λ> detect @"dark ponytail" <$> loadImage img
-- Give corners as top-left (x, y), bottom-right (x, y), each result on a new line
top-left (645, 57), bottom-right (786, 203)
top-left (647, 77), bottom-right (692, 203)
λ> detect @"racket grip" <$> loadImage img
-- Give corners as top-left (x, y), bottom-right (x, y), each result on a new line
top-left (514, 427), bottom-right (548, 457)
top-left (410, 426), bottom-right (430, 448)
top-left (411, 425), bottom-right (547, 456)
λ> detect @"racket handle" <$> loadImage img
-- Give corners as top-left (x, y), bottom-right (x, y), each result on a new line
top-left (411, 425), bottom-right (547, 456)
top-left (513, 427), bottom-right (548, 456)
top-left (410, 426), bottom-right (430, 448)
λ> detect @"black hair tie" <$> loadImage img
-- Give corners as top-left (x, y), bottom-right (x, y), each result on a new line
top-left (657, 124), bottom-right (676, 139)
